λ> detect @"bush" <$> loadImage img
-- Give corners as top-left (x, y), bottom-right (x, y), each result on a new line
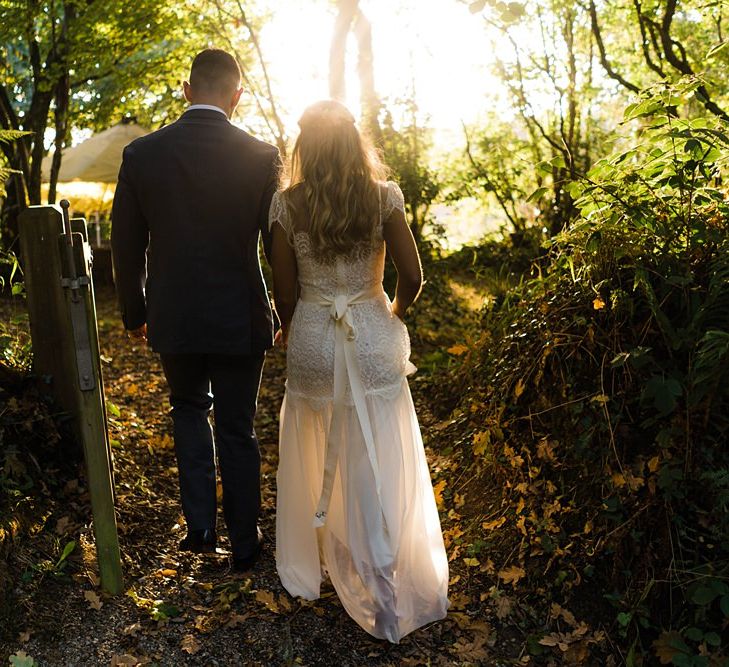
top-left (450, 79), bottom-right (729, 663)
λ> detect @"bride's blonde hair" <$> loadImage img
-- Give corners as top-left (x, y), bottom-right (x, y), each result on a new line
top-left (283, 100), bottom-right (387, 256)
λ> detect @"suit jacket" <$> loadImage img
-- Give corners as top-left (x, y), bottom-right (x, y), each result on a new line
top-left (111, 109), bottom-right (280, 355)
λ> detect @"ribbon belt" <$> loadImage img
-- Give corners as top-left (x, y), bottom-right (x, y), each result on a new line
top-left (300, 284), bottom-right (385, 528)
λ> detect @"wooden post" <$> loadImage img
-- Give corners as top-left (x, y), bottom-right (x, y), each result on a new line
top-left (19, 204), bottom-right (123, 595)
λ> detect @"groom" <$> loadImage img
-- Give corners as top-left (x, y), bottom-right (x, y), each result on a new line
top-left (111, 48), bottom-right (280, 571)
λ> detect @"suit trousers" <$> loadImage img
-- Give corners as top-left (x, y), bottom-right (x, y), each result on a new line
top-left (159, 352), bottom-right (265, 557)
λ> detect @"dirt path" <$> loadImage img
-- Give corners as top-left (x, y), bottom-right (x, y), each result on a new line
top-left (3, 287), bottom-right (498, 667)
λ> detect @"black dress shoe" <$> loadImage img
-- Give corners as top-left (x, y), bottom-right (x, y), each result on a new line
top-left (232, 530), bottom-right (264, 572)
top-left (180, 528), bottom-right (217, 554)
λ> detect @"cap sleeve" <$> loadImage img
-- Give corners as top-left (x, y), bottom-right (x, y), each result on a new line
top-left (382, 180), bottom-right (405, 221)
top-left (268, 190), bottom-right (289, 233)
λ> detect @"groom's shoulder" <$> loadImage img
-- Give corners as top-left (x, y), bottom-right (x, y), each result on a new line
top-left (229, 127), bottom-right (279, 159)
top-left (122, 122), bottom-right (177, 156)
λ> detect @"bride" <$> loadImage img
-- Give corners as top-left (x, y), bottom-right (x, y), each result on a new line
top-left (269, 100), bottom-right (449, 643)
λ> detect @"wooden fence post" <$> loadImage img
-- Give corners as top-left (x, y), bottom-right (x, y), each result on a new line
top-left (18, 203), bottom-right (123, 595)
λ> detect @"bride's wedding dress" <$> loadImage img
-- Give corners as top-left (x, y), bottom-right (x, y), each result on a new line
top-left (271, 181), bottom-right (449, 642)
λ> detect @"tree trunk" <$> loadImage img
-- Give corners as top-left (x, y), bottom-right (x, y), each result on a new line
top-left (353, 9), bottom-right (381, 140)
top-left (329, 0), bottom-right (381, 138)
top-left (48, 3), bottom-right (74, 204)
top-left (48, 74), bottom-right (70, 205)
top-left (329, 0), bottom-right (359, 102)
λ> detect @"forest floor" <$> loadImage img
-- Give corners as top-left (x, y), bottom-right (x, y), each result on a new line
top-left (0, 276), bottom-right (521, 667)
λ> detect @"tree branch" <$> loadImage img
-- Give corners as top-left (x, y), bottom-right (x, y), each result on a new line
top-left (632, 0), bottom-right (666, 78)
top-left (463, 123), bottom-right (520, 230)
top-left (588, 0), bottom-right (640, 93)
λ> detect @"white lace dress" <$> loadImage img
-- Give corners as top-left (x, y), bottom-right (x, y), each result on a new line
top-left (270, 181), bottom-right (449, 643)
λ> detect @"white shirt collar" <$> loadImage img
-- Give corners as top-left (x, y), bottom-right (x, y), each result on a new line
top-left (186, 104), bottom-right (228, 118)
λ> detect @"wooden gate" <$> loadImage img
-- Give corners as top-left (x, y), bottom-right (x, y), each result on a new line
top-left (18, 201), bottom-right (123, 595)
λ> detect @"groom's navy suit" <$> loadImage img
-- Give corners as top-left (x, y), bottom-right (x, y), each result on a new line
top-left (111, 108), bottom-right (280, 558)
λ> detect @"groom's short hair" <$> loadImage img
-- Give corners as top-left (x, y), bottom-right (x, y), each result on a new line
top-left (189, 49), bottom-right (241, 97)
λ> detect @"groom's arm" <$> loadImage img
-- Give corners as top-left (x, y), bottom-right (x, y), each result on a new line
top-left (258, 149), bottom-right (283, 265)
top-left (111, 146), bottom-right (149, 331)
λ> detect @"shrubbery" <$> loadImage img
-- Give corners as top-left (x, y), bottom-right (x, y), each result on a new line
top-left (447, 80), bottom-right (729, 663)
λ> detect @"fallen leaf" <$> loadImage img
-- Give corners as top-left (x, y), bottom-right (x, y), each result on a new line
top-left (84, 590), bottom-right (103, 610)
top-left (225, 612), bottom-right (251, 628)
top-left (55, 516), bottom-right (72, 535)
top-left (447, 344), bottom-right (469, 356)
top-left (433, 479), bottom-right (447, 509)
top-left (450, 634), bottom-right (490, 662)
top-left (498, 565), bottom-right (526, 586)
top-left (463, 557), bottom-right (480, 567)
top-left (17, 630), bottom-right (31, 643)
top-left (593, 297), bottom-right (605, 310)
top-left (254, 589), bottom-right (280, 613)
top-left (181, 634), bottom-right (200, 655)
top-left (482, 516), bottom-right (506, 531)
top-left (155, 569), bottom-right (177, 578)
top-left (122, 622), bottom-right (142, 637)
top-left (9, 651), bottom-right (37, 667)
top-left (514, 378), bottom-right (525, 399)
top-left (473, 431), bottom-right (490, 456)
top-left (494, 595), bottom-right (514, 619)
top-left (110, 654), bottom-right (144, 666)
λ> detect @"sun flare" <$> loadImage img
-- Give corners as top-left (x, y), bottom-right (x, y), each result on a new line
top-left (257, 0), bottom-right (502, 137)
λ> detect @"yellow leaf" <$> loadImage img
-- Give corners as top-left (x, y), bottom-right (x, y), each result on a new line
top-left (454, 493), bottom-right (466, 509)
top-left (473, 430), bottom-right (490, 456)
top-left (648, 455), bottom-right (660, 473)
top-left (482, 516), bottom-right (506, 531)
top-left (156, 569), bottom-right (177, 578)
top-left (463, 557), bottom-right (480, 567)
top-left (611, 472), bottom-right (626, 488)
top-left (593, 297), bottom-right (605, 310)
top-left (498, 565), bottom-right (526, 586)
top-left (447, 344), bottom-right (469, 356)
top-left (126, 383), bottom-right (139, 396)
top-left (515, 496), bottom-right (525, 515)
top-left (433, 480), bottom-right (447, 510)
top-left (591, 393), bottom-right (609, 404)
top-left (514, 378), bottom-right (525, 399)
top-left (254, 589), bottom-right (280, 613)
top-left (536, 439), bottom-right (557, 461)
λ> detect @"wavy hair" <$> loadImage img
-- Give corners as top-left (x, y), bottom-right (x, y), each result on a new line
top-left (283, 100), bottom-right (387, 257)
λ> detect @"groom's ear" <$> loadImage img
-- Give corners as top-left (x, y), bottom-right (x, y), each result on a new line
top-left (183, 81), bottom-right (193, 103)
top-left (230, 87), bottom-right (243, 111)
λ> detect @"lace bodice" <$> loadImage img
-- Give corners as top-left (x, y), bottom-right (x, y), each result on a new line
top-left (269, 181), bottom-right (413, 408)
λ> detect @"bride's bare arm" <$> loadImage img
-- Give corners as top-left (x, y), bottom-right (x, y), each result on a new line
top-left (271, 222), bottom-right (298, 343)
top-left (383, 206), bottom-right (423, 320)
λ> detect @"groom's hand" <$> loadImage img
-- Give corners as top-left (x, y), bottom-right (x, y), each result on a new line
top-left (127, 324), bottom-right (147, 343)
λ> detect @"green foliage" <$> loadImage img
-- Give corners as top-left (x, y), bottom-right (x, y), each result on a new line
top-left (0, 252), bottom-right (30, 370)
top-left (0, 129), bottom-right (29, 197)
top-left (379, 99), bottom-right (440, 239)
top-left (453, 80), bottom-right (729, 662)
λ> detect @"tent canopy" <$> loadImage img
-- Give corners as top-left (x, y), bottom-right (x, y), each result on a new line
top-left (41, 121), bottom-right (148, 184)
